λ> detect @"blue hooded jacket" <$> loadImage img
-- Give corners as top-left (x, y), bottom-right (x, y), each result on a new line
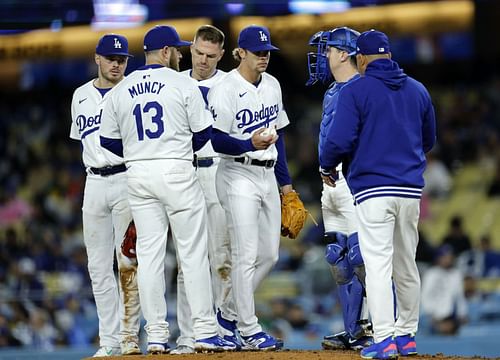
top-left (319, 58), bottom-right (436, 204)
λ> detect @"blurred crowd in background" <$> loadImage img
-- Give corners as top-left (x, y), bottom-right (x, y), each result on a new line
top-left (1, 58), bottom-right (500, 350)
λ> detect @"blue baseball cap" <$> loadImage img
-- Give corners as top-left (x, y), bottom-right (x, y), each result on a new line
top-left (238, 25), bottom-right (279, 52)
top-left (96, 34), bottom-right (132, 57)
top-left (356, 29), bottom-right (390, 55)
top-left (143, 25), bottom-right (191, 51)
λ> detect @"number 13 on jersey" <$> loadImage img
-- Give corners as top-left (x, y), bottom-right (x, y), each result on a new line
top-left (133, 101), bottom-right (164, 140)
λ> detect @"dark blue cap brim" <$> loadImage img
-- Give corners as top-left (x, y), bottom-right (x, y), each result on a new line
top-left (246, 44), bottom-right (279, 52)
top-left (176, 40), bottom-right (192, 47)
top-left (98, 51), bottom-right (133, 57)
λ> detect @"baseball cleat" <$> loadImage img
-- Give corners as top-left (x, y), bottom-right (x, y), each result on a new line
top-left (322, 331), bottom-right (373, 350)
top-left (360, 336), bottom-right (398, 359)
top-left (147, 342), bottom-right (170, 354)
top-left (170, 345), bottom-right (195, 354)
top-left (217, 309), bottom-right (242, 349)
top-left (120, 340), bottom-right (142, 355)
top-left (195, 335), bottom-right (238, 352)
top-left (240, 331), bottom-right (283, 351)
top-left (395, 334), bottom-right (417, 356)
top-left (92, 346), bottom-right (121, 357)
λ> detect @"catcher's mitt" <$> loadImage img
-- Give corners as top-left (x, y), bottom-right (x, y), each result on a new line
top-left (121, 221), bottom-right (137, 258)
top-left (281, 191), bottom-right (307, 239)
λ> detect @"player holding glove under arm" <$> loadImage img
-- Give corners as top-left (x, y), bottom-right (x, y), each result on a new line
top-left (70, 34), bottom-right (142, 357)
top-left (306, 27), bottom-right (373, 351)
top-left (319, 30), bottom-right (436, 359)
top-left (99, 25), bottom-right (237, 355)
top-left (208, 25), bottom-right (296, 351)
top-left (172, 25), bottom-right (239, 354)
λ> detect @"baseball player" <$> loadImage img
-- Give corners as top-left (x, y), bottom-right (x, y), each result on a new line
top-left (99, 25), bottom-right (237, 355)
top-left (172, 25), bottom-right (239, 354)
top-left (69, 34), bottom-right (142, 357)
top-left (208, 25), bottom-right (294, 351)
top-left (319, 30), bottom-right (436, 359)
top-left (306, 27), bottom-right (373, 350)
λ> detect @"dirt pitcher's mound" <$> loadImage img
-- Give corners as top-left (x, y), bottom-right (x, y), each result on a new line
top-left (84, 349), bottom-right (481, 360)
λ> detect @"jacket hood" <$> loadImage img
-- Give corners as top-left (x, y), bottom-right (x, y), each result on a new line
top-left (365, 58), bottom-right (407, 90)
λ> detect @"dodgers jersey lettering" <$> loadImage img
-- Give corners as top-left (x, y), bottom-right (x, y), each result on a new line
top-left (70, 80), bottom-right (123, 168)
top-left (181, 69), bottom-right (226, 158)
top-left (208, 69), bottom-right (289, 161)
top-left (100, 65), bottom-right (213, 162)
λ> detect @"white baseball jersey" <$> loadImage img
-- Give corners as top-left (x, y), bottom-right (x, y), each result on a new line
top-left (181, 69), bottom-right (226, 158)
top-left (100, 66), bottom-right (213, 162)
top-left (210, 68), bottom-right (287, 338)
top-left (70, 80), bottom-right (124, 168)
top-left (70, 79), bottom-right (141, 350)
top-left (100, 64), bottom-right (222, 345)
top-left (175, 68), bottom-right (235, 349)
top-left (209, 69), bottom-right (289, 161)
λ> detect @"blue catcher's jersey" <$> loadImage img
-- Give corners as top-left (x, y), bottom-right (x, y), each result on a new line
top-left (318, 74), bottom-right (360, 171)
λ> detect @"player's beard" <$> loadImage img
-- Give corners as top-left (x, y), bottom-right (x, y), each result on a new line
top-left (105, 74), bottom-right (123, 85)
top-left (101, 68), bottom-right (123, 85)
top-left (169, 53), bottom-right (180, 72)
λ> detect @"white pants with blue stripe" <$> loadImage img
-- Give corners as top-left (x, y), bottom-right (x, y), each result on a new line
top-left (355, 196), bottom-right (421, 343)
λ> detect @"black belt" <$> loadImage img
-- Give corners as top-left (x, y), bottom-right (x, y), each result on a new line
top-left (193, 156), bottom-right (216, 168)
top-left (234, 157), bottom-right (275, 168)
top-left (90, 164), bottom-right (127, 176)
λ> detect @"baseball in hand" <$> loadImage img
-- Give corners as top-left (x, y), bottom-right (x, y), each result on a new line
top-left (260, 127), bottom-right (277, 137)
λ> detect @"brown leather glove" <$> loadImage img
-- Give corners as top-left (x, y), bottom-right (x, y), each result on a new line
top-left (280, 191), bottom-right (307, 239)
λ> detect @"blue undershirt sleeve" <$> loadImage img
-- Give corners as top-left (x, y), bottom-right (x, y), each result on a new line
top-left (212, 128), bottom-right (256, 155)
top-left (274, 129), bottom-right (292, 186)
top-left (192, 126), bottom-right (212, 152)
top-left (100, 136), bottom-right (124, 158)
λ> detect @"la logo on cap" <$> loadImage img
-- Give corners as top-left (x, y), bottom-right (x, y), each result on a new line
top-left (379, 47), bottom-right (384, 52)
top-left (259, 31), bottom-right (268, 42)
top-left (114, 38), bottom-right (122, 49)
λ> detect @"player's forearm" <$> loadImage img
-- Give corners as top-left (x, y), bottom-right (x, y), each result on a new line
top-left (192, 126), bottom-right (212, 152)
top-left (274, 129), bottom-right (292, 187)
top-left (100, 136), bottom-right (124, 157)
top-left (212, 128), bottom-right (256, 155)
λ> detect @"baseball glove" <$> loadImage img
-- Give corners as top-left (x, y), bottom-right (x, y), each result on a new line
top-left (281, 191), bottom-right (307, 239)
top-left (121, 221), bottom-right (137, 258)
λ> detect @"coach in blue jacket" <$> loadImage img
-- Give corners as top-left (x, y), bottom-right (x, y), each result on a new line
top-left (319, 30), bottom-right (436, 359)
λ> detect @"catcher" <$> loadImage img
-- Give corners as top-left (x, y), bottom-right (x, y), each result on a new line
top-left (306, 27), bottom-right (373, 350)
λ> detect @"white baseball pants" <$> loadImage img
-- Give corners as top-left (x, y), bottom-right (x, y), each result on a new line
top-left (215, 159), bottom-right (281, 337)
top-left (126, 159), bottom-right (217, 344)
top-left (355, 196), bottom-right (421, 343)
top-left (321, 178), bottom-right (358, 235)
top-left (175, 160), bottom-right (235, 348)
top-left (82, 171), bottom-right (140, 347)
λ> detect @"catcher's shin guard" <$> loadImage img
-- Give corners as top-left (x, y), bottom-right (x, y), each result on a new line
top-left (347, 232), bottom-right (366, 288)
top-left (325, 232), bottom-right (352, 285)
top-left (325, 232), bottom-right (367, 339)
top-left (338, 278), bottom-right (365, 338)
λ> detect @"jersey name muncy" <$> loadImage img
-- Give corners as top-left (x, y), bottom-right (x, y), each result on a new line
top-left (128, 81), bottom-right (166, 98)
